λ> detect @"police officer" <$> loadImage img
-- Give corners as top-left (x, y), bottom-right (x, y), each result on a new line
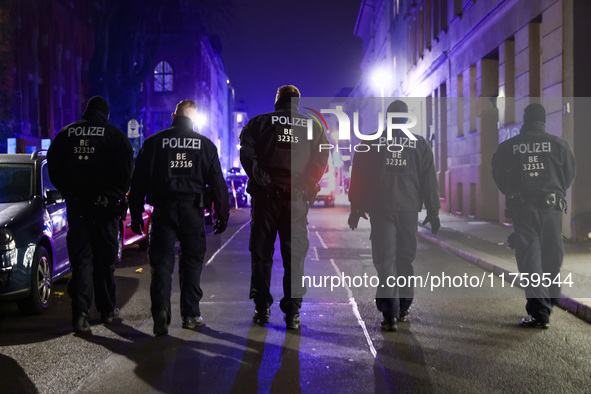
top-left (47, 96), bottom-right (133, 334)
top-left (492, 103), bottom-right (576, 329)
top-left (129, 99), bottom-right (229, 336)
top-left (348, 99), bottom-right (440, 332)
top-left (240, 85), bottom-right (329, 329)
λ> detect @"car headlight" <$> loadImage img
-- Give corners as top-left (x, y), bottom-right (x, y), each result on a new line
top-left (0, 228), bottom-right (16, 251)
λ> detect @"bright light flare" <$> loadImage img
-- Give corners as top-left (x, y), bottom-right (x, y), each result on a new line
top-left (194, 112), bottom-right (207, 128)
top-left (371, 68), bottom-right (392, 91)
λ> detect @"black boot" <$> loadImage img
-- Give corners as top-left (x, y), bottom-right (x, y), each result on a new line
top-left (153, 308), bottom-right (169, 336)
top-left (253, 308), bottom-right (270, 324)
top-left (285, 313), bottom-right (301, 330)
top-left (73, 311), bottom-right (91, 335)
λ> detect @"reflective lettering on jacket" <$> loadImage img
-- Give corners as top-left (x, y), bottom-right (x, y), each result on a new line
top-left (162, 137), bottom-right (202, 150)
top-left (271, 116), bottom-right (309, 127)
top-left (512, 142), bottom-right (552, 154)
top-left (67, 126), bottom-right (105, 137)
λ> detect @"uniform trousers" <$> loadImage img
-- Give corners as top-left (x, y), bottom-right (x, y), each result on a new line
top-left (149, 200), bottom-right (206, 321)
top-left (369, 211), bottom-right (418, 320)
top-left (249, 191), bottom-right (309, 316)
top-left (66, 201), bottom-right (119, 316)
top-left (510, 204), bottom-right (563, 323)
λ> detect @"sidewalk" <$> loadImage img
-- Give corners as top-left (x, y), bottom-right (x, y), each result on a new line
top-left (416, 210), bottom-right (591, 324)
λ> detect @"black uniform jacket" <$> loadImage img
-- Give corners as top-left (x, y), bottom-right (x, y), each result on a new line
top-left (239, 95), bottom-right (329, 195)
top-left (492, 121), bottom-right (576, 200)
top-left (129, 115), bottom-right (229, 220)
top-left (47, 109), bottom-right (133, 202)
top-left (348, 128), bottom-right (440, 214)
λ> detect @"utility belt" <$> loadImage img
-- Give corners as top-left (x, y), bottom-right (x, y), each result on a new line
top-left (69, 194), bottom-right (128, 217)
top-left (264, 184), bottom-right (303, 201)
top-left (506, 191), bottom-right (567, 217)
top-left (151, 193), bottom-right (203, 208)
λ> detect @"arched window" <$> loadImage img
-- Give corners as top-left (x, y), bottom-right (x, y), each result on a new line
top-left (154, 61), bottom-right (173, 92)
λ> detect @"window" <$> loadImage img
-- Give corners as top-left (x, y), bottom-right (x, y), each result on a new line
top-left (154, 61), bottom-right (173, 92)
top-left (503, 38), bottom-right (515, 124)
top-left (469, 65), bottom-right (477, 132)
top-left (457, 73), bottom-right (464, 136)
top-left (470, 182), bottom-right (476, 217)
top-left (529, 19), bottom-right (542, 97)
top-left (456, 182), bottom-right (463, 214)
top-left (0, 164), bottom-right (33, 203)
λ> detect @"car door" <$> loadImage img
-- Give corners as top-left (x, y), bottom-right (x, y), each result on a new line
top-left (41, 162), bottom-right (69, 275)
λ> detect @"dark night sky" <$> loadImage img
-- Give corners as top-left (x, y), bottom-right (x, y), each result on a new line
top-left (211, 0), bottom-right (363, 118)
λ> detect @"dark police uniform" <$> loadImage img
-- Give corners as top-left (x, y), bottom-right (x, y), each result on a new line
top-left (492, 103), bottom-right (576, 327)
top-left (47, 97), bottom-right (133, 332)
top-left (240, 91), bottom-right (329, 326)
top-left (129, 114), bottom-right (229, 332)
top-left (348, 100), bottom-right (440, 328)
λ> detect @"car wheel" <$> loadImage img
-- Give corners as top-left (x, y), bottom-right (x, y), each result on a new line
top-left (139, 220), bottom-right (151, 250)
top-left (17, 246), bottom-right (52, 315)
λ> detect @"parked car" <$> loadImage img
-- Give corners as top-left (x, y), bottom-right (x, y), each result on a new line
top-left (118, 201), bottom-right (153, 261)
top-left (0, 150), bottom-right (69, 314)
top-left (0, 150), bottom-right (151, 314)
top-left (315, 152), bottom-right (336, 207)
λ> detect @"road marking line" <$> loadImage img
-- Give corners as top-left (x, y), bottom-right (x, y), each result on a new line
top-left (312, 246), bottom-right (319, 261)
top-left (315, 231), bottom-right (376, 356)
top-left (328, 258), bottom-right (378, 358)
top-left (315, 230), bottom-right (394, 391)
top-left (205, 220), bottom-right (250, 266)
top-left (316, 231), bottom-right (328, 249)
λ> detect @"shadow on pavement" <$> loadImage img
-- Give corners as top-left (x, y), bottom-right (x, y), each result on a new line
top-left (228, 324), bottom-right (269, 393)
top-left (0, 275), bottom-right (139, 346)
top-left (269, 330), bottom-right (302, 393)
top-left (0, 354), bottom-right (39, 394)
top-left (377, 327), bottom-right (434, 393)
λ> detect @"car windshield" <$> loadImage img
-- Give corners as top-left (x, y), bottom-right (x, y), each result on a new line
top-left (0, 164), bottom-right (33, 203)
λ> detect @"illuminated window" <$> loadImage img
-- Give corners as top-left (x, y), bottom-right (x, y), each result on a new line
top-left (154, 61), bottom-right (173, 92)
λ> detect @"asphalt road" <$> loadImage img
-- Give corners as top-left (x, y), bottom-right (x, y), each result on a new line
top-left (1, 206), bottom-right (590, 393)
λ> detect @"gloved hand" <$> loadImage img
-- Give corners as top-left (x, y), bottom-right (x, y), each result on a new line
top-left (253, 166), bottom-right (271, 188)
top-left (113, 196), bottom-right (129, 218)
top-left (131, 219), bottom-right (144, 236)
top-left (348, 207), bottom-right (368, 230)
top-left (422, 211), bottom-right (440, 235)
top-left (214, 215), bottom-right (229, 234)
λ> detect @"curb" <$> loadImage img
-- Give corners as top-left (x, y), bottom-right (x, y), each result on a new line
top-left (417, 229), bottom-right (591, 325)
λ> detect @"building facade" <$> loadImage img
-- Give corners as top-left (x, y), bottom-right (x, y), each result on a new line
top-left (1, 0), bottom-right (97, 153)
top-left (354, 0), bottom-right (591, 238)
top-left (142, 33), bottom-right (234, 172)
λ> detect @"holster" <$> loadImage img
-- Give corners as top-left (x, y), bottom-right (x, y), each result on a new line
top-left (541, 192), bottom-right (567, 213)
top-left (265, 184), bottom-right (294, 200)
top-left (504, 191), bottom-right (524, 219)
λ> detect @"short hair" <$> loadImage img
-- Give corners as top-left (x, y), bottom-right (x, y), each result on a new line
top-left (175, 99), bottom-right (197, 116)
top-left (275, 85), bottom-right (301, 103)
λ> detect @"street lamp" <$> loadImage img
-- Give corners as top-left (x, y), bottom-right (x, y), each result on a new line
top-left (371, 67), bottom-right (393, 123)
top-left (371, 68), bottom-right (393, 97)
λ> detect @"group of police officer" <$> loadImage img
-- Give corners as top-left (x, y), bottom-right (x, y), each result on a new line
top-left (47, 89), bottom-right (575, 336)
top-left (48, 97), bottom-right (229, 335)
